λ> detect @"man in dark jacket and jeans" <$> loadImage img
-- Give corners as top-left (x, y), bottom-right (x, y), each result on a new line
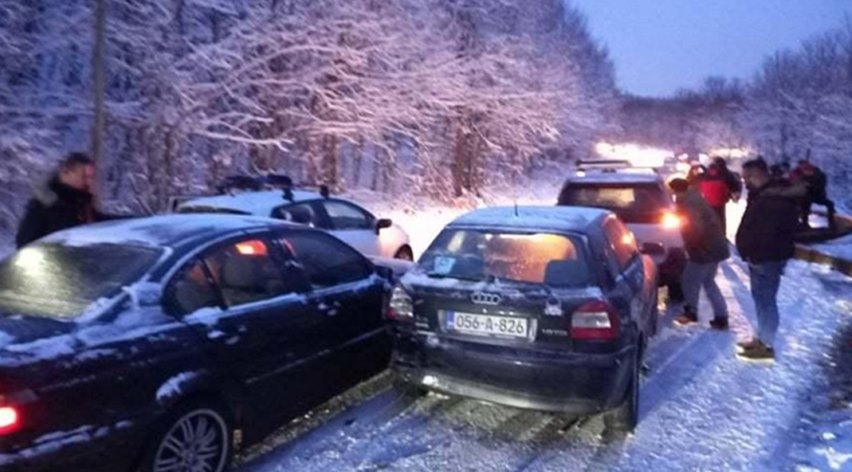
top-left (735, 158), bottom-right (801, 361)
top-left (16, 153), bottom-right (107, 248)
top-left (670, 178), bottom-right (730, 329)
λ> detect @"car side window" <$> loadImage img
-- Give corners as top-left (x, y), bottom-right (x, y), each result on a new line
top-left (272, 202), bottom-right (326, 228)
top-left (167, 258), bottom-right (221, 316)
top-left (281, 232), bottom-right (372, 288)
top-left (322, 201), bottom-right (372, 230)
top-left (202, 238), bottom-right (298, 307)
top-left (604, 219), bottom-right (639, 271)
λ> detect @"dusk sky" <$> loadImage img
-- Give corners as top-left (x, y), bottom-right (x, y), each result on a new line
top-left (570, 0), bottom-right (852, 97)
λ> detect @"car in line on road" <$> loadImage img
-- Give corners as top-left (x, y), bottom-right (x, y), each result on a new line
top-left (0, 215), bottom-right (393, 472)
top-left (387, 206), bottom-right (659, 433)
top-left (558, 161), bottom-right (685, 299)
top-left (176, 176), bottom-right (414, 261)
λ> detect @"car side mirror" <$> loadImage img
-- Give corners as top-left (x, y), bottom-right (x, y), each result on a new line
top-left (640, 242), bottom-right (666, 256)
top-left (376, 218), bottom-right (393, 234)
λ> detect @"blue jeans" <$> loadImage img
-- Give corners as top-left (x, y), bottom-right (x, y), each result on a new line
top-left (748, 261), bottom-right (787, 347)
top-left (682, 261), bottom-right (727, 319)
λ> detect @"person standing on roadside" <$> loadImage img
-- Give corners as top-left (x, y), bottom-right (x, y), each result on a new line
top-left (735, 158), bottom-right (801, 361)
top-left (669, 178), bottom-right (730, 330)
top-left (16, 153), bottom-right (109, 247)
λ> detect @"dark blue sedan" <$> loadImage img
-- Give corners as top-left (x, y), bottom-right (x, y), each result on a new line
top-left (388, 206), bottom-right (659, 433)
top-left (0, 215), bottom-right (392, 471)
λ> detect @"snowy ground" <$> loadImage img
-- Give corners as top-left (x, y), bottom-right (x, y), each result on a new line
top-left (234, 259), bottom-right (852, 472)
top-left (813, 233), bottom-right (852, 264)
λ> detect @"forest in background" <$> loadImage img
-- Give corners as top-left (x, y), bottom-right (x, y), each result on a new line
top-left (0, 0), bottom-right (619, 232)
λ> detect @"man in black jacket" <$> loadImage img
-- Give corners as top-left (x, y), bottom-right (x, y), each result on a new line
top-left (16, 153), bottom-right (107, 248)
top-left (735, 159), bottom-right (800, 361)
top-left (669, 178), bottom-right (730, 329)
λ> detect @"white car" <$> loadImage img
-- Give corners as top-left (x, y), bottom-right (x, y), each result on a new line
top-left (177, 189), bottom-right (414, 260)
top-left (557, 165), bottom-right (686, 294)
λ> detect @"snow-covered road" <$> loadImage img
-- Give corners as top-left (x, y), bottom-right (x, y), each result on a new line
top-left (235, 259), bottom-right (852, 472)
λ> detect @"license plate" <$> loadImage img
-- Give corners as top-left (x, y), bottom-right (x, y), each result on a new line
top-left (444, 311), bottom-right (528, 338)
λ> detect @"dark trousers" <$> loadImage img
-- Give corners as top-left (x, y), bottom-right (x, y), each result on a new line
top-left (748, 261), bottom-right (786, 347)
top-left (711, 205), bottom-right (726, 235)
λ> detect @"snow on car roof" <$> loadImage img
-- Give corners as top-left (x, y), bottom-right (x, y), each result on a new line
top-left (41, 214), bottom-right (292, 249)
top-left (448, 206), bottom-right (610, 233)
top-left (178, 190), bottom-right (321, 216)
top-left (564, 171), bottom-right (664, 185)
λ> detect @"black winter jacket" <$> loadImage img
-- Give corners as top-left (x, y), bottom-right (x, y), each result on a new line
top-left (677, 190), bottom-right (730, 264)
top-left (735, 180), bottom-right (800, 264)
top-left (15, 177), bottom-right (107, 248)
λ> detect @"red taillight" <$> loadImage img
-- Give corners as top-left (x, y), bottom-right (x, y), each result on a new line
top-left (571, 300), bottom-right (620, 340)
top-left (386, 286), bottom-right (414, 320)
top-left (0, 406), bottom-right (21, 435)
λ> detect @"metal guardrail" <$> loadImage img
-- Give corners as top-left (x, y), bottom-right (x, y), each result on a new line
top-left (794, 210), bottom-right (852, 276)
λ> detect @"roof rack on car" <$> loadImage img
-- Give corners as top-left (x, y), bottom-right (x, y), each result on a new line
top-left (216, 174), bottom-right (332, 200)
top-left (574, 159), bottom-right (659, 174)
top-left (575, 159), bottom-right (632, 169)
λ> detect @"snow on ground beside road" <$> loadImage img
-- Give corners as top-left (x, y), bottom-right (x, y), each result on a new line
top-left (0, 236), bottom-right (10, 259)
top-left (348, 169), bottom-right (566, 257)
top-left (237, 259), bottom-right (852, 472)
top-left (813, 233), bottom-right (852, 263)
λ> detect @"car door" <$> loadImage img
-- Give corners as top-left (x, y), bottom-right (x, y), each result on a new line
top-left (271, 201), bottom-right (329, 229)
top-left (280, 230), bottom-right (391, 389)
top-left (165, 235), bottom-right (326, 424)
top-left (602, 218), bottom-right (651, 337)
top-left (317, 199), bottom-right (382, 257)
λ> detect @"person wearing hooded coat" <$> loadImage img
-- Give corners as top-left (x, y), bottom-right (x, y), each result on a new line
top-left (16, 153), bottom-right (112, 248)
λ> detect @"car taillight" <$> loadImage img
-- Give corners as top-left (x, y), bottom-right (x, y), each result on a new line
top-left (386, 286), bottom-right (414, 320)
top-left (571, 300), bottom-right (619, 340)
top-left (661, 212), bottom-right (682, 230)
top-left (0, 406), bottom-right (21, 435)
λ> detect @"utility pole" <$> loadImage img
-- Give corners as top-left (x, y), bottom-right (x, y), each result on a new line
top-left (91, 0), bottom-right (107, 164)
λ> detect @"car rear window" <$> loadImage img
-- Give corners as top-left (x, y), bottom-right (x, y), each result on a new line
top-left (0, 243), bottom-right (162, 318)
top-left (419, 230), bottom-right (590, 286)
top-left (558, 183), bottom-right (670, 222)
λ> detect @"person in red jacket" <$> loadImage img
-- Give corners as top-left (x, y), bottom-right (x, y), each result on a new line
top-left (697, 163), bottom-right (730, 234)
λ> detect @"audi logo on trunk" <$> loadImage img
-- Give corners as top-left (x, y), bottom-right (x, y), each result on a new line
top-left (471, 292), bottom-right (502, 305)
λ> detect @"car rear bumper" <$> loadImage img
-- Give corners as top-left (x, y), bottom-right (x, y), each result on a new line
top-left (0, 420), bottom-right (147, 472)
top-left (391, 331), bottom-right (636, 414)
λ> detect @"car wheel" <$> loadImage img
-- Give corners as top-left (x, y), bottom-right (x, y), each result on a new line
top-left (139, 403), bottom-right (233, 472)
top-left (393, 246), bottom-right (414, 261)
top-left (604, 345), bottom-right (641, 437)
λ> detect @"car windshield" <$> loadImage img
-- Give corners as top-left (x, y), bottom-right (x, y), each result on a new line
top-left (419, 229), bottom-right (590, 286)
top-left (0, 243), bottom-right (163, 319)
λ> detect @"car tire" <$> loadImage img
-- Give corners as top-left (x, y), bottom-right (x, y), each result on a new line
top-left (604, 345), bottom-right (641, 437)
top-left (138, 401), bottom-right (234, 472)
top-left (393, 246), bottom-right (414, 261)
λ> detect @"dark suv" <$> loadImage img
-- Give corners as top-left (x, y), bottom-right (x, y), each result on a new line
top-left (558, 169), bottom-right (685, 296)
